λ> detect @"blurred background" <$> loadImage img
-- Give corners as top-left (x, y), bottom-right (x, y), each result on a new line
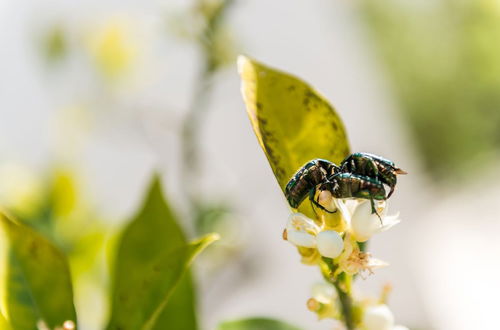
top-left (1, 0), bottom-right (500, 329)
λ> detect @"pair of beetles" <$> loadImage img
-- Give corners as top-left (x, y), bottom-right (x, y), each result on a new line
top-left (284, 153), bottom-right (406, 217)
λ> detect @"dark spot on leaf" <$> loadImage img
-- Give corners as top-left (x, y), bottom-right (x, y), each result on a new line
top-left (29, 241), bottom-right (38, 259)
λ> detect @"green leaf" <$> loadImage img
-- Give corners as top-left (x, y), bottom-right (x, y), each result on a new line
top-left (152, 271), bottom-right (197, 330)
top-left (237, 56), bottom-right (350, 217)
top-left (218, 317), bottom-right (302, 330)
top-left (0, 212), bottom-right (77, 329)
top-left (0, 310), bottom-right (11, 330)
top-left (107, 175), bottom-right (218, 330)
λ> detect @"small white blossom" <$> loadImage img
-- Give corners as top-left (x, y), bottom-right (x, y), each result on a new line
top-left (316, 230), bottom-right (344, 258)
top-left (285, 213), bottom-right (320, 248)
top-left (392, 326), bottom-right (410, 330)
top-left (362, 304), bottom-right (394, 330)
top-left (311, 282), bottom-right (336, 304)
top-left (336, 235), bottom-right (389, 277)
top-left (351, 201), bottom-right (400, 242)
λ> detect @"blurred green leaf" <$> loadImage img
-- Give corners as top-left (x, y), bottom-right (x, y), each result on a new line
top-left (218, 317), bottom-right (302, 330)
top-left (194, 201), bottom-right (231, 235)
top-left (360, 0), bottom-right (500, 181)
top-left (107, 175), bottom-right (218, 330)
top-left (237, 56), bottom-right (350, 218)
top-left (0, 212), bottom-right (77, 329)
top-left (0, 311), bottom-right (10, 330)
top-left (152, 271), bottom-right (197, 330)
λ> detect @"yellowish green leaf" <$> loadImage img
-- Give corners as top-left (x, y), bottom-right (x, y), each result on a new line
top-left (0, 212), bottom-right (77, 329)
top-left (238, 56), bottom-right (350, 217)
top-left (218, 317), bottom-right (302, 330)
top-left (0, 310), bottom-right (11, 330)
top-left (106, 175), bottom-right (218, 330)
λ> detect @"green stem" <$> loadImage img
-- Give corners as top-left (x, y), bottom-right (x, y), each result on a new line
top-left (180, 68), bottom-right (213, 204)
top-left (321, 258), bottom-right (355, 330)
top-left (333, 277), bottom-right (354, 330)
top-left (179, 0), bottom-right (235, 206)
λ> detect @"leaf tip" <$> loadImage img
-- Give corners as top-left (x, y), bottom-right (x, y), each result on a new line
top-left (194, 232), bottom-right (220, 252)
top-left (203, 232), bottom-right (221, 245)
top-left (237, 55), bottom-right (253, 76)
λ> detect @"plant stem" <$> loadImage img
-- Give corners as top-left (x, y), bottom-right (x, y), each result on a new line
top-left (333, 278), bottom-right (354, 330)
top-left (179, 0), bottom-right (235, 207)
top-left (180, 68), bottom-right (213, 204)
top-left (321, 258), bottom-right (355, 330)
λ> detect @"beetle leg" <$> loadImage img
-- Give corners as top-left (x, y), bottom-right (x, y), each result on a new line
top-left (387, 186), bottom-right (395, 199)
top-left (370, 197), bottom-right (383, 224)
top-left (366, 158), bottom-right (379, 177)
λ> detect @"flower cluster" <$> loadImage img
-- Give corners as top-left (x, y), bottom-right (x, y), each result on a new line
top-left (306, 282), bottom-right (409, 330)
top-left (282, 192), bottom-right (404, 329)
top-left (284, 197), bottom-right (399, 276)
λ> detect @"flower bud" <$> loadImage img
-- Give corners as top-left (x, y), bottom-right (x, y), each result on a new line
top-left (316, 230), bottom-right (344, 258)
top-left (306, 298), bottom-right (320, 312)
top-left (317, 190), bottom-right (336, 212)
top-left (287, 230), bottom-right (316, 248)
top-left (362, 304), bottom-right (394, 330)
top-left (311, 282), bottom-right (336, 304)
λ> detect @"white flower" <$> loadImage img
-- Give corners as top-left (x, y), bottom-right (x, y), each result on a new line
top-left (362, 304), bottom-right (394, 330)
top-left (392, 326), bottom-right (409, 330)
top-left (285, 213), bottom-right (320, 248)
top-left (336, 235), bottom-right (388, 277)
top-left (311, 282), bottom-right (336, 304)
top-left (316, 230), bottom-right (344, 258)
top-left (351, 201), bottom-right (400, 242)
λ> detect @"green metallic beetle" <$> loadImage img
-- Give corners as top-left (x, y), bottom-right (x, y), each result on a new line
top-left (340, 152), bottom-right (407, 198)
top-left (284, 153), bottom-right (406, 216)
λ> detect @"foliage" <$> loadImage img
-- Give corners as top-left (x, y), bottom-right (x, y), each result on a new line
top-left (359, 0), bottom-right (500, 181)
top-left (0, 176), bottom-right (217, 330)
top-left (238, 55), bottom-right (350, 220)
top-left (107, 176), bottom-right (218, 330)
top-left (218, 317), bottom-right (302, 330)
top-left (0, 212), bottom-right (77, 329)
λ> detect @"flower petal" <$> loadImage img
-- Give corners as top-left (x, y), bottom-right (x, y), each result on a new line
top-left (351, 201), bottom-right (400, 242)
top-left (286, 212), bottom-right (320, 234)
top-left (287, 229), bottom-right (317, 248)
top-left (380, 213), bottom-right (401, 232)
top-left (363, 304), bottom-right (395, 330)
top-left (311, 282), bottom-right (336, 304)
top-left (367, 257), bottom-right (389, 270)
top-left (351, 201), bottom-right (382, 242)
